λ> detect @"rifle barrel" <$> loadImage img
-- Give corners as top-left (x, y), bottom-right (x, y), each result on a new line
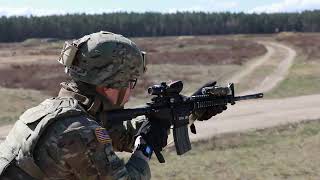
top-left (234, 93), bottom-right (264, 101)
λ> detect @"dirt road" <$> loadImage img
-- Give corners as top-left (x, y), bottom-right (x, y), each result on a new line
top-left (227, 41), bottom-right (275, 84)
top-left (228, 41), bottom-right (297, 95)
top-left (242, 41), bottom-right (297, 94)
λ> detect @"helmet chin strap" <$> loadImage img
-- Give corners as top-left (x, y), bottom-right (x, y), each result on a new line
top-left (87, 96), bottom-right (102, 115)
top-left (115, 88), bottom-right (128, 106)
top-left (95, 92), bottom-right (124, 112)
top-left (58, 83), bottom-right (123, 117)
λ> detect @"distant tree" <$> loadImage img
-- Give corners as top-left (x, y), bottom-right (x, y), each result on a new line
top-left (0, 11), bottom-right (320, 42)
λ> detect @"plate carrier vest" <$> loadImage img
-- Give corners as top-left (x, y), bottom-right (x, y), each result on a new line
top-left (0, 97), bottom-right (85, 179)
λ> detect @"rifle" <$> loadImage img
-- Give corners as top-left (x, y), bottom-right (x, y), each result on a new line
top-left (98, 81), bottom-right (263, 163)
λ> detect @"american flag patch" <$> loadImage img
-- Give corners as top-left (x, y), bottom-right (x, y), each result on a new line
top-left (95, 128), bottom-right (112, 144)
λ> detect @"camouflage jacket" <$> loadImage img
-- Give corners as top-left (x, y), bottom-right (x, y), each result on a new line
top-left (0, 96), bottom-right (150, 180)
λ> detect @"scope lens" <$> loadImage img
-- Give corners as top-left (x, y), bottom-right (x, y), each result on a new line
top-left (148, 85), bottom-right (163, 95)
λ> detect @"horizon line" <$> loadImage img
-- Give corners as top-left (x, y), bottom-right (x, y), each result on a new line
top-left (1, 9), bottom-right (319, 18)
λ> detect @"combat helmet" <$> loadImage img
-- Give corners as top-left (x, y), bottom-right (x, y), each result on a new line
top-left (58, 31), bottom-right (146, 88)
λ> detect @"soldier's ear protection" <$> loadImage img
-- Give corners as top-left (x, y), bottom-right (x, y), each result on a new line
top-left (58, 41), bottom-right (78, 67)
top-left (58, 36), bottom-right (90, 67)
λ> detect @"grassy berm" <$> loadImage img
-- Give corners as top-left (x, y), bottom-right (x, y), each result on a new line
top-left (148, 120), bottom-right (320, 180)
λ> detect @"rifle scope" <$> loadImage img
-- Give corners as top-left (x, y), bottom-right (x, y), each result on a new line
top-left (148, 81), bottom-right (183, 96)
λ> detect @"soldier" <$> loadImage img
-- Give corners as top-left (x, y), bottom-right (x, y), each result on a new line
top-left (0, 31), bottom-right (226, 180)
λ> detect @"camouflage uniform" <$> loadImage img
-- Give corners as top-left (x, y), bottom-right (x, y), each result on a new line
top-left (0, 31), bottom-right (151, 180)
top-left (0, 94), bottom-right (150, 180)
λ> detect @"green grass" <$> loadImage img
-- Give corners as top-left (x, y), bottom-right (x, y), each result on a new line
top-left (149, 120), bottom-right (320, 180)
top-left (267, 57), bottom-right (320, 98)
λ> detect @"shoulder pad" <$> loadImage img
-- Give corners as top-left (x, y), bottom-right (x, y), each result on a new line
top-left (19, 98), bottom-right (63, 124)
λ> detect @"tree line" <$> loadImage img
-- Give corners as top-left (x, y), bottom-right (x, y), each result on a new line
top-left (0, 10), bottom-right (320, 42)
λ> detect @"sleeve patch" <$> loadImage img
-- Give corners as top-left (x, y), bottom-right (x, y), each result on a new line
top-left (95, 128), bottom-right (112, 144)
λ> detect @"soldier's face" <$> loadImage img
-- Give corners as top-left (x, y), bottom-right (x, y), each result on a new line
top-left (96, 86), bottom-right (132, 106)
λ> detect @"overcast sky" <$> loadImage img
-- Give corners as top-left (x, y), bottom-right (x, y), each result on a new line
top-left (0, 0), bottom-right (320, 16)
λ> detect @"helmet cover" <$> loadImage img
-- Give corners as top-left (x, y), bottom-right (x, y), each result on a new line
top-left (60, 31), bottom-right (145, 88)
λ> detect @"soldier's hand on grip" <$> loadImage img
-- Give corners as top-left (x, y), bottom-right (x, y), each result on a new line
top-left (136, 120), bottom-right (168, 152)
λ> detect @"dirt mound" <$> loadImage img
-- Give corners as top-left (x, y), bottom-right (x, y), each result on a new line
top-left (0, 63), bottom-right (155, 96)
top-left (0, 64), bottom-right (69, 95)
top-left (0, 36), bottom-right (267, 95)
top-left (276, 33), bottom-right (320, 61)
top-left (134, 36), bottom-right (267, 65)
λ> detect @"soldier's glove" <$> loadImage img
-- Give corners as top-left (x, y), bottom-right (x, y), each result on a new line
top-left (133, 136), bottom-right (153, 161)
top-left (136, 119), bottom-right (169, 162)
top-left (191, 81), bottom-right (227, 121)
top-left (136, 120), bottom-right (168, 151)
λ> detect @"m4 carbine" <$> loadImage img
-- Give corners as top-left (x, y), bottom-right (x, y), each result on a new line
top-left (98, 81), bottom-right (263, 163)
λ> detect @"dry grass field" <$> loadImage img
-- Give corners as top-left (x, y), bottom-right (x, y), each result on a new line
top-left (0, 35), bottom-right (267, 123)
top-left (0, 36), bottom-right (267, 95)
top-left (1, 33), bottom-right (320, 179)
top-left (1, 33), bottom-right (320, 123)
top-left (150, 120), bottom-right (320, 180)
